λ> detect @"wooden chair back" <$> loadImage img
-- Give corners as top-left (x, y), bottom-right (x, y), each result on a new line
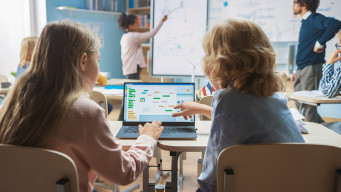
top-left (0, 144), bottom-right (79, 192)
top-left (217, 144), bottom-right (341, 192)
top-left (89, 90), bottom-right (108, 118)
top-left (199, 95), bottom-right (213, 120)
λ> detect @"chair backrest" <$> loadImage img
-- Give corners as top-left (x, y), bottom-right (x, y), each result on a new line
top-left (199, 95), bottom-right (213, 106)
top-left (199, 95), bottom-right (213, 120)
top-left (0, 74), bottom-right (8, 83)
top-left (217, 144), bottom-right (341, 192)
top-left (0, 144), bottom-right (79, 192)
top-left (89, 90), bottom-right (108, 118)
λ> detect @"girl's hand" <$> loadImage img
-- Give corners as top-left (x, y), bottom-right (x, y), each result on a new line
top-left (138, 121), bottom-right (164, 140)
top-left (162, 15), bottom-right (168, 22)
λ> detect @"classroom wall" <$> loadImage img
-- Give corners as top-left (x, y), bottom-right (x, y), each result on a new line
top-left (45, 0), bottom-right (126, 79)
top-left (45, 1), bottom-right (341, 119)
top-left (0, 0), bottom-right (31, 83)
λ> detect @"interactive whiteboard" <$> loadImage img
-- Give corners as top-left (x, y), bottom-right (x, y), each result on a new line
top-left (151, 0), bottom-right (208, 77)
top-left (150, 0), bottom-right (340, 77)
top-left (209, 0), bottom-right (340, 42)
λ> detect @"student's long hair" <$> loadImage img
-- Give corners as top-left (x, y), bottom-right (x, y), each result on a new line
top-left (118, 12), bottom-right (137, 31)
top-left (202, 18), bottom-right (284, 97)
top-left (0, 20), bottom-right (100, 147)
top-left (19, 36), bottom-right (39, 68)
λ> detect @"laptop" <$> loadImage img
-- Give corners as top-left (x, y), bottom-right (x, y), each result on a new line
top-left (116, 82), bottom-right (197, 139)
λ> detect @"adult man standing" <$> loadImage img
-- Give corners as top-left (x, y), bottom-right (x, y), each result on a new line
top-left (292, 0), bottom-right (341, 123)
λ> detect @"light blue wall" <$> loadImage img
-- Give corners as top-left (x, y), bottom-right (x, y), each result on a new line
top-left (46, 0), bottom-right (126, 78)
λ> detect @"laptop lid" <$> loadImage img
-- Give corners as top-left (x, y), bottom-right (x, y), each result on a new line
top-left (122, 82), bottom-right (195, 126)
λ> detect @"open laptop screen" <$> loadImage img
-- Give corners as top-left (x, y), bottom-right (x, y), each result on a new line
top-left (123, 83), bottom-right (195, 124)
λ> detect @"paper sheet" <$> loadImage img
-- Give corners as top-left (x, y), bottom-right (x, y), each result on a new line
top-left (92, 87), bottom-right (123, 95)
top-left (293, 90), bottom-right (324, 97)
top-left (290, 108), bottom-right (308, 134)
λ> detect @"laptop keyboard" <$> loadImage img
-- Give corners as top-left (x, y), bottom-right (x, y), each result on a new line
top-left (122, 126), bottom-right (195, 134)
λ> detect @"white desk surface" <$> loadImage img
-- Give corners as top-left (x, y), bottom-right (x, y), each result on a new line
top-left (282, 92), bottom-right (341, 104)
top-left (96, 78), bottom-right (142, 86)
top-left (92, 87), bottom-right (123, 100)
top-left (108, 121), bottom-right (341, 152)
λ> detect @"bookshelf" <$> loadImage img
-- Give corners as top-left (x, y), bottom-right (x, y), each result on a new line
top-left (126, 0), bottom-right (150, 31)
top-left (127, 7), bottom-right (150, 15)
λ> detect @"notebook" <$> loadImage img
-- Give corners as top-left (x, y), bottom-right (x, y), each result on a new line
top-left (116, 82), bottom-right (197, 139)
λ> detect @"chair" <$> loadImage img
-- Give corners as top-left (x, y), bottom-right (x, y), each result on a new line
top-left (0, 74), bottom-right (9, 100)
top-left (90, 90), bottom-right (108, 118)
top-left (0, 74), bottom-right (8, 83)
top-left (0, 144), bottom-right (79, 192)
top-left (217, 144), bottom-right (341, 192)
top-left (199, 95), bottom-right (213, 106)
top-left (198, 95), bottom-right (213, 121)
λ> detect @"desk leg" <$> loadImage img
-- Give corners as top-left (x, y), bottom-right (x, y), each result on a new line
top-left (143, 166), bottom-right (156, 192)
top-left (152, 147), bottom-right (170, 184)
top-left (299, 102), bottom-right (303, 114)
top-left (143, 166), bottom-right (149, 192)
top-left (178, 153), bottom-right (184, 192)
top-left (166, 152), bottom-right (181, 192)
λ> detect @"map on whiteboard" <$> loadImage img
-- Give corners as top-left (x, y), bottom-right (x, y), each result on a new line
top-left (152, 0), bottom-right (207, 76)
top-left (209, 0), bottom-right (340, 42)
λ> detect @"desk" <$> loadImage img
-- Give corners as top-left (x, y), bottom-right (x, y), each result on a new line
top-left (96, 78), bottom-right (142, 86)
top-left (108, 121), bottom-right (341, 192)
top-left (281, 92), bottom-right (341, 116)
top-left (92, 87), bottom-right (123, 100)
top-left (282, 92), bottom-right (341, 106)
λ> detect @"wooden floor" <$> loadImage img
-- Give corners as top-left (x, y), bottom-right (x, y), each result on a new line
top-left (96, 80), bottom-right (341, 192)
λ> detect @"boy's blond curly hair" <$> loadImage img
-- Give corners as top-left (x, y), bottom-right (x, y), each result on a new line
top-left (203, 18), bottom-right (284, 97)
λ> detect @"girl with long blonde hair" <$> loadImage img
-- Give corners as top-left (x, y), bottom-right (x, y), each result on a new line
top-left (0, 20), bottom-right (164, 192)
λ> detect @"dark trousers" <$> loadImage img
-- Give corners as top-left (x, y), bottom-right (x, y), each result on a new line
top-left (125, 65), bottom-right (141, 80)
top-left (294, 63), bottom-right (324, 123)
top-left (118, 65), bottom-right (141, 121)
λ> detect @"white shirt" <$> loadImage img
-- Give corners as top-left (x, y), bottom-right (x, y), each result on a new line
top-left (301, 11), bottom-right (311, 20)
top-left (120, 21), bottom-right (164, 75)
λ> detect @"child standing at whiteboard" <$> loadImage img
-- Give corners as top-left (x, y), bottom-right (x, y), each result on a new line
top-left (172, 18), bottom-right (305, 192)
top-left (118, 12), bottom-right (167, 79)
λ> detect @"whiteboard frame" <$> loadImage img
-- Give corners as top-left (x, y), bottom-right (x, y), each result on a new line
top-left (149, 0), bottom-right (208, 78)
